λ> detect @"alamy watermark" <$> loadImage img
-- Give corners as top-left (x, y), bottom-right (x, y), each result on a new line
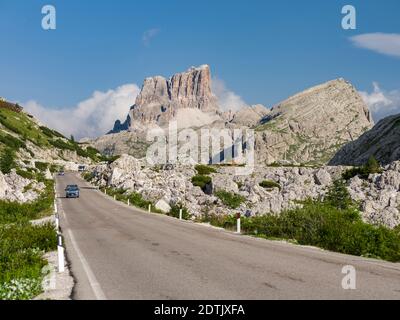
top-left (146, 121), bottom-right (255, 176)
top-left (342, 5), bottom-right (356, 30)
top-left (341, 265), bottom-right (356, 290)
top-left (41, 5), bottom-right (56, 30)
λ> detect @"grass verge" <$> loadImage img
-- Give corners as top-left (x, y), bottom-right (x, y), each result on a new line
top-left (0, 178), bottom-right (56, 300)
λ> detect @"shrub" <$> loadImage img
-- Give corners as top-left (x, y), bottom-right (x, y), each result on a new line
top-left (259, 180), bottom-right (281, 191)
top-left (49, 139), bottom-right (75, 151)
top-left (206, 190), bottom-right (400, 262)
top-left (168, 204), bottom-right (191, 220)
top-left (82, 172), bottom-right (94, 182)
top-left (35, 162), bottom-right (48, 172)
top-left (325, 179), bottom-right (355, 211)
top-left (0, 148), bottom-right (16, 174)
top-left (85, 146), bottom-right (101, 161)
top-left (0, 133), bottom-right (26, 150)
top-left (195, 164), bottom-right (217, 175)
top-left (191, 175), bottom-right (212, 190)
top-left (39, 126), bottom-right (55, 138)
top-left (16, 169), bottom-right (35, 180)
top-left (215, 190), bottom-right (245, 209)
top-left (342, 156), bottom-right (383, 181)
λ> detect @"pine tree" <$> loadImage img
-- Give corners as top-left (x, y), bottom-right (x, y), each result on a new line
top-left (365, 156), bottom-right (381, 175)
top-left (325, 179), bottom-right (353, 210)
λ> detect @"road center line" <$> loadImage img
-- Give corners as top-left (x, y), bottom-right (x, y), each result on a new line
top-left (67, 229), bottom-right (107, 300)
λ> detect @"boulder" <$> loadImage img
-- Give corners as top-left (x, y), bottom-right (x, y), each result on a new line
top-left (155, 199), bottom-right (171, 213)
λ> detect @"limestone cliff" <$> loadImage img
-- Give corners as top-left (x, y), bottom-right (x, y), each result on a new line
top-left (254, 79), bottom-right (374, 165)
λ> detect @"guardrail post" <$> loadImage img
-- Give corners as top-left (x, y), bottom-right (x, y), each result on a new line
top-left (57, 233), bottom-right (65, 273)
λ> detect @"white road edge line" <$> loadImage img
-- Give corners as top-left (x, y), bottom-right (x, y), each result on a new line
top-left (67, 229), bottom-right (107, 300)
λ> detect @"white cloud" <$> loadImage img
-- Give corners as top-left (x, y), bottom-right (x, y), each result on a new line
top-left (359, 82), bottom-right (400, 122)
top-left (211, 77), bottom-right (248, 112)
top-left (350, 33), bottom-right (400, 58)
top-left (142, 28), bottom-right (160, 46)
top-left (24, 84), bottom-right (140, 139)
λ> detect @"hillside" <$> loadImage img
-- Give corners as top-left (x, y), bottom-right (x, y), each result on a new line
top-left (0, 100), bottom-right (104, 202)
top-left (254, 79), bottom-right (374, 165)
top-left (330, 113), bottom-right (400, 166)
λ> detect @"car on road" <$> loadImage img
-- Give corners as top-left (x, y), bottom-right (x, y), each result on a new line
top-left (65, 185), bottom-right (80, 198)
top-left (78, 165), bottom-right (86, 172)
top-left (58, 170), bottom-right (65, 176)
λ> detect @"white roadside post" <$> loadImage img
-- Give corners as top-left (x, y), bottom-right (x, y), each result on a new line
top-left (105, 189), bottom-right (107, 195)
top-left (127, 198), bottom-right (130, 206)
top-left (57, 233), bottom-right (65, 273)
top-left (55, 214), bottom-right (60, 230)
top-left (148, 204), bottom-right (151, 213)
top-left (114, 195), bottom-right (116, 201)
top-left (179, 208), bottom-right (183, 220)
top-left (236, 213), bottom-right (241, 234)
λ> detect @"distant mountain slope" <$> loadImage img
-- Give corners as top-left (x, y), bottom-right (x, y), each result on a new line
top-left (254, 78), bottom-right (374, 165)
top-left (91, 66), bottom-right (374, 167)
top-left (330, 113), bottom-right (400, 166)
top-left (0, 100), bottom-right (103, 171)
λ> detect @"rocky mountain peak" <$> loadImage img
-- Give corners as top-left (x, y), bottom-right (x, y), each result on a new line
top-left (254, 78), bottom-right (375, 165)
top-left (129, 65), bottom-right (220, 130)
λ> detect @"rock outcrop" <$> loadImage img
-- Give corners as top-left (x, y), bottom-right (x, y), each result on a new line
top-left (87, 154), bottom-right (400, 229)
top-left (126, 65), bottom-right (221, 130)
top-left (330, 113), bottom-right (400, 166)
top-left (0, 170), bottom-right (45, 203)
top-left (224, 104), bottom-right (270, 127)
top-left (254, 78), bottom-right (374, 165)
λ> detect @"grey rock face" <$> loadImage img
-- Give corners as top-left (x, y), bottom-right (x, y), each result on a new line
top-left (129, 65), bottom-right (220, 130)
top-left (348, 161), bottom-right (400, 228)
top-left (254, 79), bottom-right (374, 165)
top-left (330, 113), bottom-right (400, 166)
top-left (0, 170), bottom-right (45, 203)
top-left (224, 104), bottom-right (270, 127)
top-left (88, 154), bottom-right (400, 229)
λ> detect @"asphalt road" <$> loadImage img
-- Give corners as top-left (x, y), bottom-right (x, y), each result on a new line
top-left (57, 173), bottom-right (400, 300)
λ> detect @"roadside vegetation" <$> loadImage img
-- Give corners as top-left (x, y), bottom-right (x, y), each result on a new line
top-left (0, 175), bottom-right (57, 300)
top-left (168, 204), bottom-right (190, 220)
top-left (99, 186), bottom-right (163, 213)
top-left (205, 179), bottom-right (400, 262)
top-left (215, 190), bottom-right (245, 209)
top-left (93, 180), bottom-right (192, 220)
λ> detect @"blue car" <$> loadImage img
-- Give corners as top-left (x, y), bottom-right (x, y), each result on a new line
top-left (65, 185), bottom-right (80, 198)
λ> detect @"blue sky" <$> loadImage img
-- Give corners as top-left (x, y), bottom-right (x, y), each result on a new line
top-left (0, 0), bottom-right (399, 137)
